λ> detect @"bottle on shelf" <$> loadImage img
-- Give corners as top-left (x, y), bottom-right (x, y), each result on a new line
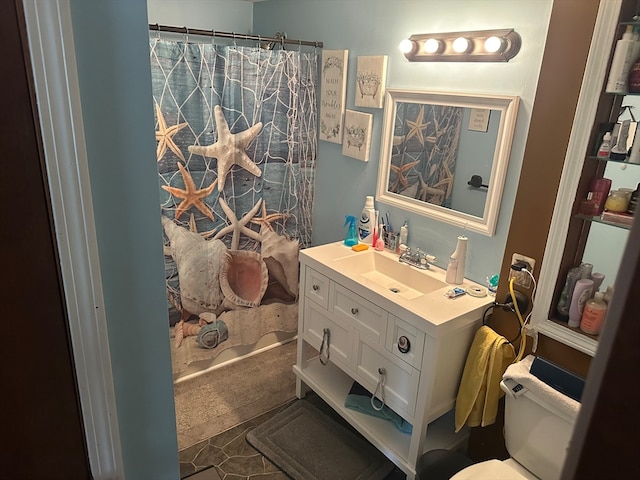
top-left (579, 177), bottom-right (612, 216)
top-left (606, 24), bottom-right (638, 94)
top-left (596, 131), bottom-right (612, 158)
top-left (580, 291), bottom-right (608, 335)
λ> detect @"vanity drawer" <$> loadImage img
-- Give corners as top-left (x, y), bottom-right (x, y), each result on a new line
top-left (354, 335), bottom-right (419, 417)
top-left (332, 283), bottom-right (388, 345)
top-left (386, 315), bottom-right (425, 369)
top-left (304, 267), bottom-right (330, 310)
top-left (302, 301), bottom-right (352, 370)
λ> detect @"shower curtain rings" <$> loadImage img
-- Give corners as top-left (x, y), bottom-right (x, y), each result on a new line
top-left (211, 29), bottom-right (216, 47)
top-left (183, 26), bottom-right (189, 44)
top-left (154, 23), bottom-right (161, 40)
top-left (233, 32), bottom-right (237, 49)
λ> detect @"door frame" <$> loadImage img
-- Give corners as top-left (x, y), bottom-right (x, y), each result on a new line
top-left (21, 1), bottom-right (123, 478)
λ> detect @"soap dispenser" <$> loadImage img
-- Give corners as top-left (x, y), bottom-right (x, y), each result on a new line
top-left (445, 236), bottom-right (467, 285)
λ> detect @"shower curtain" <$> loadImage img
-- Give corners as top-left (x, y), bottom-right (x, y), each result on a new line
top-left (149, 38), bottom-right (318, 372)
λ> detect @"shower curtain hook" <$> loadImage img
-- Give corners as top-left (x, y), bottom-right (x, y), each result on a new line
top-left (257, 34), bottom-right (262, 49)
top-left (298, 39), bottom-right (302, 53)
top-left (154, 23), bottom-right (161, 41)
top-left (233, 32), bottom-right (237, 49)
top-left (183, 26), bottom-right (189, 44)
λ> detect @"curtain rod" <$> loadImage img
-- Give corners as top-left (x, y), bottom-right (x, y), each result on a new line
top-left (149, 23), bottom-right (323, 48)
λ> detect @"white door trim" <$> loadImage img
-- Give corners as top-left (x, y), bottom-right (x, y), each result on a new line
top-left (21, 1), bottom-right (124, 478)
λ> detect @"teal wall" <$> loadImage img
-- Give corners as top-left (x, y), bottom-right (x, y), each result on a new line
top-left (67, 0), bottom-right (554, 478)
top-left (254, 0), bottom-right (553, 284)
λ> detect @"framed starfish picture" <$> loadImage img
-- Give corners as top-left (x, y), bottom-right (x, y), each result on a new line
top-left (342, 110), bottom-right (373, 162)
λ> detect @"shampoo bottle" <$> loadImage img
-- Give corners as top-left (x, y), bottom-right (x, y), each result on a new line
top-left (606, 25), bottom-right (637, 94)
top-left (580, 291), bottom-right (607, 335)
top-left (568, 278), bottom-right (594, 328)
top-left (358, 196), bottom-right (376, 244)
top-left (446, 236), bottom-right (467, 285)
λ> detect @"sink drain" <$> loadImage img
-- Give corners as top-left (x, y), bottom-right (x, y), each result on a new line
top-left (389, 287), bottom-right (400, 293)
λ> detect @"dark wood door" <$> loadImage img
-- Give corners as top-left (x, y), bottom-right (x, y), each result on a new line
top-left (0, 1), bottom-right (91, 478)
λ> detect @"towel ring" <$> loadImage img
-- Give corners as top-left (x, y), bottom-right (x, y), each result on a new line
top-left (482, 303), bottom-right (521, 345)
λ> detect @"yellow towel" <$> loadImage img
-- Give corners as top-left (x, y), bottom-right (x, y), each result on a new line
top-left (454, 325), bottom-right (515, 432)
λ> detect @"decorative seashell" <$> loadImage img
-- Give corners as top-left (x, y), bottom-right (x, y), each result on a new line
top-left (196, 320), bottom-right (229, 349)
top-left (219, 249), bottom-right (268, 308)
top-left (173, 320), bottom-right (203, 348)
top-left (162, 216), bottom-right (229, 315)
top-left (198, 312), bottom-right (217, 325)
top-left (174, 320), bottom-right (185, 348)
top-left (260, 226), bottom-right (300, 298)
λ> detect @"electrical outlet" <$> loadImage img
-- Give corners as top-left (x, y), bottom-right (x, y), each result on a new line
top-left (509, 253), bottom-right (536, 289)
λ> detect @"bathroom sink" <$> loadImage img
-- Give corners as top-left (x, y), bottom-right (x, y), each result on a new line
top-left (333, 250), bottom-right (447, 300)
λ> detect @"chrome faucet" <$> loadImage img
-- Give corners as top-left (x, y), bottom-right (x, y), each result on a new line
top-left (398, 247), bottom-right (436, 270)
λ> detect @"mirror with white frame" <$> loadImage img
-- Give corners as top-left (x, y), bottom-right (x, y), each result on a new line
top-left (376, 89), bottom-right (520, 236)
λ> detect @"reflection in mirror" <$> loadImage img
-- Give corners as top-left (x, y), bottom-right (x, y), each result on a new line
top-left (376, 89), bottom-right (519, 236)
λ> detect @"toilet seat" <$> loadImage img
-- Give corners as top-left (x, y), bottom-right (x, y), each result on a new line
top-left (450, 459), bottom-right (536, 480)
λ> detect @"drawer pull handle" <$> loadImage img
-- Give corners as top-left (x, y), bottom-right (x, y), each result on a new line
top-left (312, 284), bottom-right (319, 291)
top-left (351, 307), bottom-right (359, 315)
top-left (371, 367), bottom-right (386, 411)
top-left (398, 336), bottom-right (411, 354)
top-left (319, 328), bottom-right (330, 366)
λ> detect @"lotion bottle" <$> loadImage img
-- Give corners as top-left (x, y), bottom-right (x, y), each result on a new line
top-left (606, 25), bottom-right (637, 94)
top-left (358, 196), bottom-right (376, 244)
top-left (446, 236), bottom-right (467, 285)
top-left (568, 278), bottom-right (594, 328)
top-left (580, 292), bottom-right (607, 335)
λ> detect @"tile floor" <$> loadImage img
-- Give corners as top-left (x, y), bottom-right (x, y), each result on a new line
top-left (179, 396), bottom-right (407, 480)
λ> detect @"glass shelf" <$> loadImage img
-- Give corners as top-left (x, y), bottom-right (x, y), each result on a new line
top-left (575, 213), bottom-right (633, 230)
top-left (587, 155), bottom-right (640, 164)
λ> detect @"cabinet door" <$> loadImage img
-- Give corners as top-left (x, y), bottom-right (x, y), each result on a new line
top-left (332, 283), bottom-right (388, 345)
top-left (303, 301), bottom-right (353, 370)
top-left (354, 334), bottom-right (419, 418)
top-left (386, 315), bottom-right (426, 369)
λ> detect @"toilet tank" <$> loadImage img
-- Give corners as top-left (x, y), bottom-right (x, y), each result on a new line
top-left (502, 381), bottom-right (579, 480)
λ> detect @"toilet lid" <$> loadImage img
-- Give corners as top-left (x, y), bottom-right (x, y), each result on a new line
top-left (450, 459), bottom-right (533, 480)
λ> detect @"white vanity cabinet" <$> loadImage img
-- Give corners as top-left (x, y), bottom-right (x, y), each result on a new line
top-left (294, 242), bottom-right (493, 479)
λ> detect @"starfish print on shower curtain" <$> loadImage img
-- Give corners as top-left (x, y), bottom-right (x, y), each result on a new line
top-left (161, 162), bottom-right (217, 221)
top-left (188, 105), bottom-right (263, 191)
top-left (250, 201), bottom-right (291, 232)
top-left (405, 105), bottom-right (430, 146)
top-left (155, 103), bottom-right (188, 162)
top-left (214, 198), bottom-right (264, 250)
top-left (390, 157), bottom-right (420, 192)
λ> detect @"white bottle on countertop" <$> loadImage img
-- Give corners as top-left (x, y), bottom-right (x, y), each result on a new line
top-left (446, 235), bottom-right (467, 285)
top-left (358, 196), bottom-right (376, 244)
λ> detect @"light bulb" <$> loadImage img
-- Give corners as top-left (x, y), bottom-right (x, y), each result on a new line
top-left (484, 36), bottom-right (504, 53)
top-left (423, 38), bottom-right (442, 54)
top-left (452, 37), bottom-right (471, 53)
top-left (399, 38), bottom-right (416, 54)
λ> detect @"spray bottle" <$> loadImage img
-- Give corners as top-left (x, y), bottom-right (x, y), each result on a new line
top-left (344, 216), bottom-right (358, 246)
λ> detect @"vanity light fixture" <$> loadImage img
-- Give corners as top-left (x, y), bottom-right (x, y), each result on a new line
top-left (400, 28), bottom-right (521, 62)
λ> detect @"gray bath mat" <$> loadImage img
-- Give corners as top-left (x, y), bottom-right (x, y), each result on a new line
top-left (246, 399), bottom-right (395, 480)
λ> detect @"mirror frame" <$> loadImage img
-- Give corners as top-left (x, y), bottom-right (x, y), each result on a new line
top-left (376, 89), bottom-right (520, 236)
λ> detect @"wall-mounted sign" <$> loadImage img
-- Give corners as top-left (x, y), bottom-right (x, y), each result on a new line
top-left (320, 49), bottom-right (348, 143)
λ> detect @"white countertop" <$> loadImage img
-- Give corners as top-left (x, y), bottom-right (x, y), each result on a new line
top-left (300, 242), bottom-right (494, 337)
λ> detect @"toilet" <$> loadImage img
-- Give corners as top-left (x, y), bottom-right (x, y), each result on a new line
top-left (450, 368), bottom-right (580, 480)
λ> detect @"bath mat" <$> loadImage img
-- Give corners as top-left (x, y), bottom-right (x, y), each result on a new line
top-left (246, 399), bottom-right (395, 480)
